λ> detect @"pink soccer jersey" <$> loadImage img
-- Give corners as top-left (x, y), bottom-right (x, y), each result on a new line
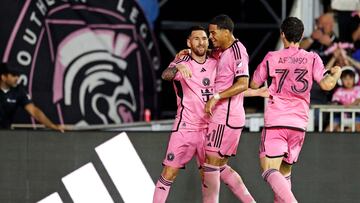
top-left (252, 47), bottom-right (328, 130)
top-left (332, 86), bottom-right (360, 105)
top-left (169, 54), bottom-right (217, 131)
top-left (211, 40), bottom-right (249, 128)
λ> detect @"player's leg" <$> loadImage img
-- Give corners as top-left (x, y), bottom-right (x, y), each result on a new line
top-left (218, 127), bottom-right (255, 203)
top-left (260, 128), bottom-right (297, 203)
top-left (202, 152), bottom-right (227, 203)
top-left (203, 123), bottom-right (255, 203)
top-left (153, 130), bottom-right (196, 203)
top-left (220, 164), bottom-right (256, 203)
top-left (153, 166), bottom-right (179, 203)
top-left (273, 161), bottom-right (292, 203)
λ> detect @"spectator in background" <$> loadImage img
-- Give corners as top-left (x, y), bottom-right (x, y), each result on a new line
top-left (300, 12), bottom-right (338, 63)
top-left (331, 0), bottom-right (360, 42)
top-left (327, 67), bottom-right (360, 131)
top-left (300, 13), bottom-right (339, 130)
top-left (0, 63), bottom-right (65, 132)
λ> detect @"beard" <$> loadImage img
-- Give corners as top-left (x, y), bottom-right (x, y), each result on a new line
top-left (193, 46), bottom-right (207, 56)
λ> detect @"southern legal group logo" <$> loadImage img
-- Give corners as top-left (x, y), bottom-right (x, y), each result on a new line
top-left (3, 0), bottom-right (160, 126)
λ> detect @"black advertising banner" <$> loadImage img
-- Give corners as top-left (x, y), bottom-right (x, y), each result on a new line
top-left (0, 0), bottom-right (160, 126)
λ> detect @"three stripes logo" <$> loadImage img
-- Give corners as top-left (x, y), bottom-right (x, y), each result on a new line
top-left (37, 132), bottom-right (154, 203)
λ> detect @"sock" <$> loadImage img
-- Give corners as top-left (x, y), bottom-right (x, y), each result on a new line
top-left (220, 165), bottom-right (256, 203)
top-left (285, 174), bottom-right (292, 189)
top-left (153, 175), bottom-right (173, 203)
top-left (202, 163), bottom-right (221, 203)
top-left (274, 174), bottom-right (292, 203)
top-left (262, 169), bottom-right (297, 203)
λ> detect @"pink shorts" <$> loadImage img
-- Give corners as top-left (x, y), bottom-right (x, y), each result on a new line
top-left (259, 127), bottom-right (305, 164)
top-left (205, 122), bottom-right (243, 157)
top-left (162, 129), bottom-right (206, 168)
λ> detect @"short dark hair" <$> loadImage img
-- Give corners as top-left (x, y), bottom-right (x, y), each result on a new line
top-left (341, 69), bottom-right (355, 79)
top-left (209, 14), bottom-right (234, 33)
top-left (0, 63), bottom-right (20, 76)
top-left (280, 17), bottom-right (304, 43)
top-left (188, 25), bottom-right (207, 38)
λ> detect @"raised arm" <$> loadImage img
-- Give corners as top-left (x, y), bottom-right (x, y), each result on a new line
top-left (319, 66), bottom-right (342, 91)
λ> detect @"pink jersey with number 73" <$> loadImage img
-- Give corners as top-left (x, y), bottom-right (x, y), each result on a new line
top-left (252, 47), bottom-right (328, 130)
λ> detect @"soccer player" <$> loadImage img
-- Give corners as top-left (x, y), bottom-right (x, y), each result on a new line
top-left (203, 14), bottom-right (256, 203)
top-left (250, 17), bottom-right (341, 202)
top-left (153, 25), bottom-right (217, 203)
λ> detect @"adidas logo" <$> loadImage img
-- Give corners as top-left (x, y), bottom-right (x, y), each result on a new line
top-left (38, 132), bottom-right (154, 203)
top-left (200, 68), bottom-right (206, 72)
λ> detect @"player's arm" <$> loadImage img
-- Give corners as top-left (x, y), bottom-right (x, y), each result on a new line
top-left (205, 77), bottom-right (248, 115)
top-left (162, 63), bottom-right (192, 81)
top-left (244, 86), bottom-right (269, 97)
top-left (319, 66), bottom-right (342, 91)
top-left (24, 103), bottom-right (65, 133)
top-left (161, 66), bottom-right (178, 81)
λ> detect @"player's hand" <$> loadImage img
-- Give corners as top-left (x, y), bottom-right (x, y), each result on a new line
top-left (175, 49), bottom-right (190, 59)
top-left (330, 65), bottom-right (342, 76)
top-left (205, 97), bottom-right (218, 116)
top-left (176, 64), bottom-right (192, 78)
top-left (311, 29), bottom-right (323, 40)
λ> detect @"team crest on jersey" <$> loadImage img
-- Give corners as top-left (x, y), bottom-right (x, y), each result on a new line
top-left (202, 78), bottom-right (210, 86)
top-left (167, 152), bottom-right (175, 161)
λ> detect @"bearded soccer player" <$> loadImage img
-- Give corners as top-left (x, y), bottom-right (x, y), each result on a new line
top-left (203, 14), bottom-right (256, 203)
top-left (152, 25), bottom-right (217, 203)
top-left (250, 17), bottom-right (341, 202)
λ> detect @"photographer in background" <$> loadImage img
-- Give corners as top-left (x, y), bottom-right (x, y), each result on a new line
top-left (0, 63), bottom-right (65, 132)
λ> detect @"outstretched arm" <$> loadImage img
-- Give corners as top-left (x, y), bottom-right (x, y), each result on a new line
top-left (25, 103), bottom-right (65, 132)
top-left (244, 86), bottom-right (269, 97)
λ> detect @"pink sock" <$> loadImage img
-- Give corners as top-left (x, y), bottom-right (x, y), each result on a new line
top-left (220, 165), bottom-right (256, 203)
top-left (262, 169), bottom-right (297, 203)
top-left (202, 163), bottom-right (220, 203)
top-left (153, 175), bottom-right (173, 203)
top-left (274, 174), bottom-right (292, 203)
top-left (285, 174), bottom-right (292, 189)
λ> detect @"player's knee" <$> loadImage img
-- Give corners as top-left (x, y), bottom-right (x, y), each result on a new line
top-left (205, 152), bottom-right (228, 166)
top-left (161, 166), bottom-right (179, 181)
top-left (279, 162), bottom-right (292, 175)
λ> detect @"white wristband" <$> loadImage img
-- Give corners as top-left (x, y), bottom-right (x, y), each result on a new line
top-left (213, 93), bottom-right (221, 100)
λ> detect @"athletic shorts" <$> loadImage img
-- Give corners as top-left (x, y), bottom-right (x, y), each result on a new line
top-left (205, 122), bottom-right (243, 157)
top-left (162, 129), bottom-right (206, 168)
top-left (259, 127), bottom-right (305, 164)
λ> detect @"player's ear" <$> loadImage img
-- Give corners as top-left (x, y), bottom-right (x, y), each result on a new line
top-left (280, 32), bottom-right (285, 39)
top-left (186, 39), bottom-right (191, 48)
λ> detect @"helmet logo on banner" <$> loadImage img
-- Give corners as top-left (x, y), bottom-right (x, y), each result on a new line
top-left (4, 0), bottom-right (160, 126)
